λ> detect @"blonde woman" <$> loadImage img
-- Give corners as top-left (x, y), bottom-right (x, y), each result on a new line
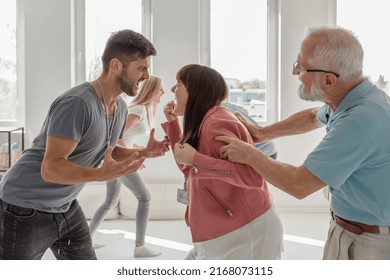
top-left (89, 76), bottom-right (165, 258)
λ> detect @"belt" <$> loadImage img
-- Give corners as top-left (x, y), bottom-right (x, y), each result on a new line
top-left (331, 211), bottom-right (389, 235)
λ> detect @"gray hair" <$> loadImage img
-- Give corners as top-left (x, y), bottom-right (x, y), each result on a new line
top-left (304, 26), bottom-right (364, 80)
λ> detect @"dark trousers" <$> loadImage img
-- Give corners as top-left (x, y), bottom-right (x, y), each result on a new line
top-left (0, 198), bottom-right (96, 260)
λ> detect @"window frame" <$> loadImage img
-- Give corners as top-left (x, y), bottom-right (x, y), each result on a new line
top-left (74, 0), bottom-right (279, 125)
top-left (0, 0), bottom-right (24, 127)
top-left (72, 0), bottom-right (150, 86)
top-left (336, 0), bottom-right (390, 94)
top-left (200, 0), bottom-right (280, 125)
top-left (72, 0), bottom-right (279, 126)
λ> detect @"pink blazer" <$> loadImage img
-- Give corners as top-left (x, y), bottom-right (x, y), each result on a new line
top-left (161, 106), bottom-right (272, 242)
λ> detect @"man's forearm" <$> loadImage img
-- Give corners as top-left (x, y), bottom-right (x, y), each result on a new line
top-left (244, 150), bottom-right (298, 194)
top-left (112, 145), bottom-right (143, 161)
top-left (244, 149), bottom-right (325, 199)
top-left (263, 108), bottom-right (322, 140)
top-left (41, 158), bottom-right (104, 184)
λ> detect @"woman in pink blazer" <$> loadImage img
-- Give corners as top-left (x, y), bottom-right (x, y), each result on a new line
top-left (162, 64), bottom-right (283, 260)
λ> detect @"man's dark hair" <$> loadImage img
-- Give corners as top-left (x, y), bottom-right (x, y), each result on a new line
top-left (101, 29), bottom-right (156, 72)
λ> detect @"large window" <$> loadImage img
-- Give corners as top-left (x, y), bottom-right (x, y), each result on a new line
top-left (0, 0), bottom-right (17, 122)
top-left (337, 0), bottom-right (390, 94)
top-left (85, 0), bottom-right (142, 81)
top-left (210, 0), bottom-right (268, 123)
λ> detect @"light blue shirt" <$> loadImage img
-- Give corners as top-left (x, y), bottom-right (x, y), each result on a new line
top-left (304, 78), bottom-right (390, 226)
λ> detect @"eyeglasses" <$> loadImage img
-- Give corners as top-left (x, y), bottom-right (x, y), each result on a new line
top-left (293, 61), bottom-right (340, 78)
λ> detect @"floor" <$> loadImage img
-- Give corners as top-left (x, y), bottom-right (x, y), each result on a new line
top-left (42, 209), bottom-right (330, 260)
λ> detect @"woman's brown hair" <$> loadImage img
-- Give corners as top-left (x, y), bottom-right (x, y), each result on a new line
top-left (177, 64), bottom-right (228, 149)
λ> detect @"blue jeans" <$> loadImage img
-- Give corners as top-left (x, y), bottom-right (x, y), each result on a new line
top-left (0, 198), bottom-right (96, 260)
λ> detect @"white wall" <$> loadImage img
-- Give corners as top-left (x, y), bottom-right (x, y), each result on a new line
top-left (273, 0), bottom-right (334, 209)
top-left (20, 0), bottom-right (336, 210)
top-left (19, 0), bottom-right (73, 143)
top-left (139, 0), bottom-right (203, 184)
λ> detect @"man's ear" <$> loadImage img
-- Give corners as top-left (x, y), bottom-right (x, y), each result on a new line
top-left (110, 58), bottom-right (122, 74)
top-left (323, 73), bottom-right (337, 88)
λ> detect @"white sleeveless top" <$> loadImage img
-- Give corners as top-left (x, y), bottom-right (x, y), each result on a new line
top-left (122, 104), bottom-right (151, 147)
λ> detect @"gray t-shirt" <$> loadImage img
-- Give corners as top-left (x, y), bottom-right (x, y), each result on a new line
top-left (0, 82), bottom-right (127, 213)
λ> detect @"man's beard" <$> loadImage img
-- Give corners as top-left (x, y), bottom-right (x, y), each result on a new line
top-left (118, 69), bottom-right (137, 97)
top-left (298, 77), bottom-right (326, 102)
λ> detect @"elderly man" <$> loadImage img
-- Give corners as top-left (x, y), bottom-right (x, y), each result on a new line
top-left (216, 26), bottom-right (390, 260)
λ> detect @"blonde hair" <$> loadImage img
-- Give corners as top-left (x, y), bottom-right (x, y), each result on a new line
top-left (130, 76), bottom-right (162, 129)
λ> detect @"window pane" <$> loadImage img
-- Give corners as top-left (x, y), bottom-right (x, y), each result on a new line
top-left (85, 0), bottom-right (142, 81)
top-left (210, 0), bottom-right (267, 123)
top-left (337, 0), bottom-right (390, 94)
top-left (0, 0), bottom-right (17, 121)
